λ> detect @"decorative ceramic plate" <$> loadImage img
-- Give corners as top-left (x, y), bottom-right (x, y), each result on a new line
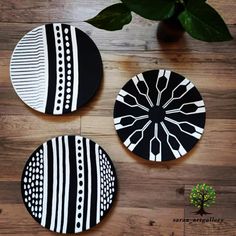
top-left (10, 23), bottom-right (102, 115)
top-left (113, 69), bottom-right (206, 162)
top-left (21, 135), bottom-right (117, 234)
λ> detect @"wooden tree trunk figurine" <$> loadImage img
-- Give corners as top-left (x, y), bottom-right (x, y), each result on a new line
top-left (190, 183), bottom-right (216, 216)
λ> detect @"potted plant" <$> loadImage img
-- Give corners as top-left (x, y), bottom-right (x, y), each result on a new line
top-left (86, 0), bottom-right (233, 42)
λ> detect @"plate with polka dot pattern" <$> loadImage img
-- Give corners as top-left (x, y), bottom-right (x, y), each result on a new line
top-left (10, 23), bottom-right (103, 115)
top-left (21, 135), bottom-right (117, 234)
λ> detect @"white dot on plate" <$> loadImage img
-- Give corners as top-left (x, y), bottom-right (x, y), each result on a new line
top-left (67, 56), bottom-right (71, 61)
top-left (66, 88), bottom-right (71, 93)
top-left (67, 81), bottom-right (71, 87)
top-left (65, 35), bottom-right (69, 41)
top-left (67, 75), bottom-right (71, 80)
top-left (66, 42), bottom-right (70, 47)
top-left (66, 49), bottom-right (70, 54)
top-left (66, 100), bottom-right (70, 104)
top-left (67, 63), bottom-right (71, 68)
top-left (65, 104), bottom-right (69, 109)
top-left (66, 94), bottom-right (71, 99)
top-left (68, 70), bottom-right (71, 75)
top-left (64, 28), bottom-right (69, 34)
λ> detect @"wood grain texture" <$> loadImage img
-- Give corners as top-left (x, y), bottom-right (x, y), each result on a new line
top-left (0, 0), bottom-right (236, 235)
top-left (184, 185), bottom-right (236, 236)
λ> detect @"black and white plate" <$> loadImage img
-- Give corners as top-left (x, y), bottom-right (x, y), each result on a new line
top-left (113, 70), bottom-right (206, 162)
top-left (21, 135), bottom-right (117, 234)
top-left (10, 23), bottom-right (102, 115)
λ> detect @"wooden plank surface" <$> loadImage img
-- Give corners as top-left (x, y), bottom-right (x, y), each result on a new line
top-left (0, 0), bottom-right (236, 235)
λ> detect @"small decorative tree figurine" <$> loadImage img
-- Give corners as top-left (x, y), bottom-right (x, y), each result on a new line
top-left (190, 183), bottom-right (216, 216)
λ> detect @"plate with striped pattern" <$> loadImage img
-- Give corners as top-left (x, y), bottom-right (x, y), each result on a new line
top-left (10, 23), bottom-right (103, 115)
top-left (21, 135), bottom-right (117, 234)
top-left (113, 69), bottom-right (206, 162)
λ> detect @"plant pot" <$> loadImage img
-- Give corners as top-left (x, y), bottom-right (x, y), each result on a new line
top-left (157, 17), bottom-right (185, 42)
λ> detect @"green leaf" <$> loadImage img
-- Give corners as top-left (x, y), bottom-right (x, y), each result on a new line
top-left (121, 0), bottom-right (175, 20)
top-left (178, 0), bottom-right (233, 42)
top-left (85, 3), bottom-right (132, 31)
